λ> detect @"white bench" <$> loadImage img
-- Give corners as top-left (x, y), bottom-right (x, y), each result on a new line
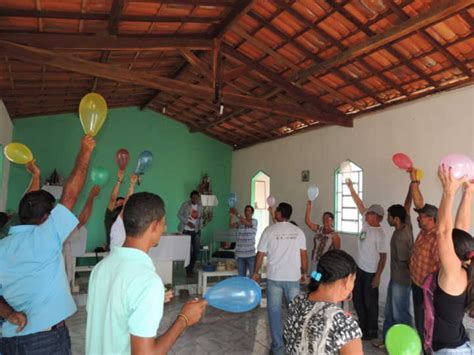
top-left (197, 269), bottom-right (238, 295)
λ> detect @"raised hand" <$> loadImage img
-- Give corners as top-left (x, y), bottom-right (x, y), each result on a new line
top-left (26, 160), bottom-right (40, 176)
top-left (438, 165), bottom-right (466, 195)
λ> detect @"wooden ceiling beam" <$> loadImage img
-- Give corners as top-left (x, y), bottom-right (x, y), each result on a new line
top-left (0, 32), bottom-right (213, 50)
top-left (222, 65), bottom-right (249, 81)
top-left (209, 0), bottom-right (254, 39)
top-left (222, 43), bottom-right (348, 115)
top-left (91, 50), bottom-right (111, 92)
top-left (179, 49), bottom-right (211, 79)
top-left (293, 0), bottom-right (473, 81)
top-left (326, 0), bottom-right (438, 88)
top-left (0, 8), bottom-right (221, 23)
top-left (247, 10), bottom-right (379, 107)
top-left (108, 0), bottom-right (125, 35)
top-left (384, 0), bottom-right (472, 77)
top-left (128, 0), bottom-right (236, 5)
top-left (0, 41), bottom-right (352, 126)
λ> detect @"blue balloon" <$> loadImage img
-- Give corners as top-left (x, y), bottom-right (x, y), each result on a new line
top-left (134, 150), bottom-right (153, 175)
top-left (228, 192), bottom-right (237, 208)
top-left (228, 197), bottom-right (237, 208)
top-left (204, 276), bottom-right (261, 313)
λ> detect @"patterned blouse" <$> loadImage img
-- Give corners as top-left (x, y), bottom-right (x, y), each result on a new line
top-left (284, 295), bottom-right (362, 354)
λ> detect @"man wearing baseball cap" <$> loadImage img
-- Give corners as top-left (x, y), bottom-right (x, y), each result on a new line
top-left (408, 170), bottom-right (439, 345)
top-left (347, 179), bottom-right (389, 340)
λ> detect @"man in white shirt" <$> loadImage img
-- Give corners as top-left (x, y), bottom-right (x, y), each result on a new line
top-left (346, 179), bottom-right (389, 341)
top-left (252, 202), bottom-right (308, 355)
top-left (177, 191), bottom-right (203, 277)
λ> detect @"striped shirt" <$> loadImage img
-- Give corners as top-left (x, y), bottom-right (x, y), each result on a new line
top-left (235, 218), bottom-right (258, 258)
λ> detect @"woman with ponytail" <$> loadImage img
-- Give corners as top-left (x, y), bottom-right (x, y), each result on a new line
top-left (284, 250), bottom-right (363, 354)
top-left (429, 166), bottom-right (474, 354)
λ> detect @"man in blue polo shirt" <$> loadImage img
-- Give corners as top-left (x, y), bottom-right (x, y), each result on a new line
top-left (0, 135), bottom-right (95, 354)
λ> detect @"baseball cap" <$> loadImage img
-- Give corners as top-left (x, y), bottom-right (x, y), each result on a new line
top-left (414, 204), bottom-right (438, 219)
top-left (366, 204), bottom-right (384, 217)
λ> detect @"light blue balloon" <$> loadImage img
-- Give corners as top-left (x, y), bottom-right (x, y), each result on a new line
top-left (307, 185), bottom-right (319, 201)
top-left (228, 193), bottom-right (237, 208)
top-left (134, 150), bottom-right (153, 175)
top-left (204, 277), bottom-right (261, 313)
top-left (228, 197), bottom-right (237, 208)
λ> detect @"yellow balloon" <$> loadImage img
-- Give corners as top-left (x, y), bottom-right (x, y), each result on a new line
top-left (4, 142), bottom-right (33, 164)
top-left (79, 93), bottom-right (108, 137)
top-left (416, 168), bottom-right (424, 181)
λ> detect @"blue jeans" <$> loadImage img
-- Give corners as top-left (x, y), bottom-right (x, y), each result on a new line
top-left (237, 256), bottom-right (255, 277)
top-left (435, 342), bottom-right (472, 354)
top-left (383, 279), bottom-right (413, 339)
top-left (0, 326), bottom-right (71, 355)
top-left (267, 279), bottom-right (300, 355)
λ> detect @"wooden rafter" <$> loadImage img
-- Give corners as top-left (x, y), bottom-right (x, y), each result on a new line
top-left (91, 51), bottom-right (110, 92)
top-left (0, 8), bottom-right (221, 23)
top-left (108, 0), bottom-right (125, 35)
top-left (384, 0), bottom-right (472, 77)
top-left (209, 0), bottom-right (254, 38)
top-left (293, 0), bottom-right (473, 81)
top-left (0, 32), bottom-right (213, 51)
top-left (0, 41), bottom-right (353, 127)
top-left (221, 44), bottom-right (347, 115)
top-left (128, 0), bottom-right (236, 5)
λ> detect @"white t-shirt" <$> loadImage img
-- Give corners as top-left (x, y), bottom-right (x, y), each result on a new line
top-left (184, 204), bottom-right (199, 231)
top-left (257, 222), bottom-right (307, 282)
top-left (110, 216), bottom-right (126, 248)
top-left (357, 222), bottom-right (389, 273)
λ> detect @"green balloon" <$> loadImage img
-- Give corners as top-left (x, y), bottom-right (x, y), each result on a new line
top-left (385, 324), bottom-right (422, 355)
top-left (90, 167), bottom-right (109, 187)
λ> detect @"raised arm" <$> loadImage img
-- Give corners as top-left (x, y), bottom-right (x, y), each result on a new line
top-left (77, 185), bottom-right (100, 228)
top-left (268, 206), bottom-right (276, 223)
top-left (403, 182), bottom-right (412, 214)
top-left (60, 136), bottom-right (96, 211)
top-left (305, 201), bottom-right (319, 232)
top-left (229, 208), bottom-right (239, 228)
top-left (409, 169), bottom-right (424, 209)
top-left (119, 174), bottom-right (139, 218)
top-left (346, 179), bottom-right (366, 215)
top-left (107, 169), bottom-right (125, 211)
top-left (454, 180), bottom-right (473, 232)
top-left (25, 160), bottom-right (41, 193)
top-left (437, 166), bottom-right (464, 277)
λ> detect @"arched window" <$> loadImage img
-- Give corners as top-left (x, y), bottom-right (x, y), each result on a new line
top-left (334, 161), bottom-right (363, 234)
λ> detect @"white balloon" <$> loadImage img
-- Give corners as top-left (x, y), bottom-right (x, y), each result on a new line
top-left (307, 186), bottom-right (319, 201)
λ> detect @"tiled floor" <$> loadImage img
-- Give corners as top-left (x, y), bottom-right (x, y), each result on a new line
top-left (67, 293), bottom-right (386, 355)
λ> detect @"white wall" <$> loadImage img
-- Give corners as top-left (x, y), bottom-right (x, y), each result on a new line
top-left (0, 100), bottom-right (13, 210)
top-left (232, 86), bottom-right (474, 301)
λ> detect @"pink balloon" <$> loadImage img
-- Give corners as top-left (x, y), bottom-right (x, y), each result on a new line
top-left (469, 161), bottom-right (474, 181)
top-left (440, 154), bottom-right (473, 180)
top-left (266, 196), bottom-right (276, 207)
top-left (392, 153), bottom-right (413, 170)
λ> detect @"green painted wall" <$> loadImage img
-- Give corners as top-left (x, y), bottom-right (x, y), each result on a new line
top-left (7, 107), bottom-right (232, 250)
